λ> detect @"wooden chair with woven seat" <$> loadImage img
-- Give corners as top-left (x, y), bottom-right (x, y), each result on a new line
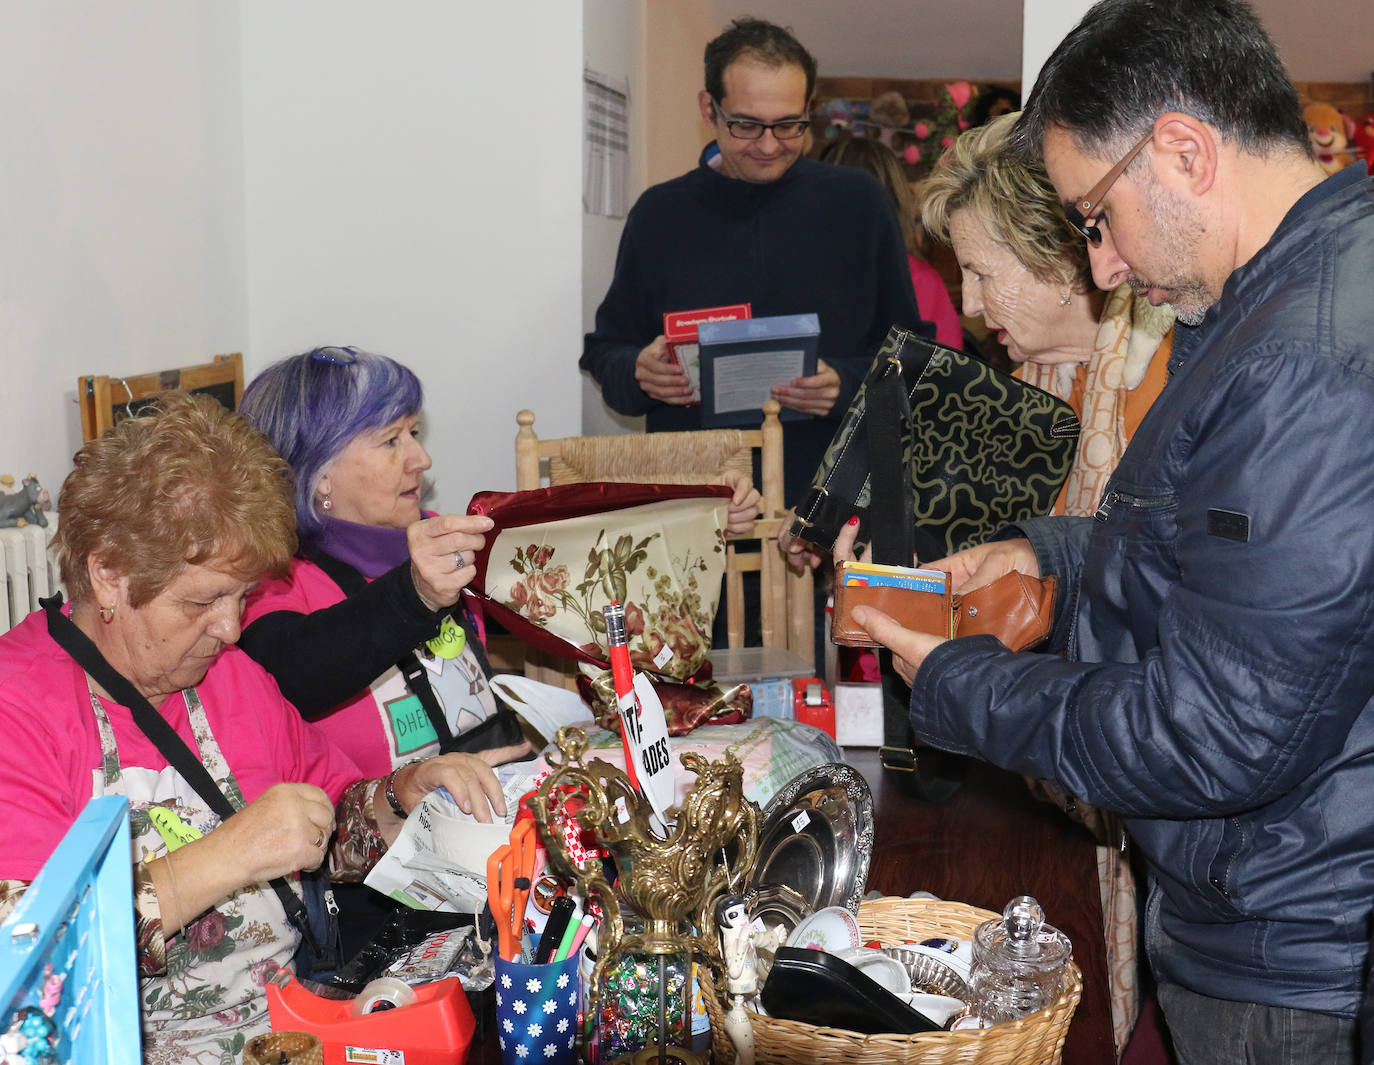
top-left (511, 400), bottom-right (814, 688)
top-left (78, 352), bottom-right (244, 442)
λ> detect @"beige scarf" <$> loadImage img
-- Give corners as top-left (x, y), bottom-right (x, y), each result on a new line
top-left (1019, 284), bottom-right (1174, 516)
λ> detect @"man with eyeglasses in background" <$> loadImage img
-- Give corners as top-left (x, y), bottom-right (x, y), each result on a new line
top-left (580, 17), bottom-right (931, 508)
top-left (847, 1), bottom-right (1374, 1062)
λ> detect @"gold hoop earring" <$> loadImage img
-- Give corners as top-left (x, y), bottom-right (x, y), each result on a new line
top-left (99, 605), bottom-right (115, 624)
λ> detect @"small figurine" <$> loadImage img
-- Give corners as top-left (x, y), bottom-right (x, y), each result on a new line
top-left (714, 893), bottom-right (757, 1065)
top-left (0, 476), bottom-right (49, 529)
top-left (37, 966), bottom-right (63, 1017)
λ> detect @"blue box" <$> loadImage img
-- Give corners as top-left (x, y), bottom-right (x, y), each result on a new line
top-left (698, 313), bottom-right (820, 428)
top-left (1, 795), bottom-right (140, 1064)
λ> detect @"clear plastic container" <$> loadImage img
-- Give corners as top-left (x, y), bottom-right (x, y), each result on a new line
top-left (967, 895), bottom-right (1072, 1024)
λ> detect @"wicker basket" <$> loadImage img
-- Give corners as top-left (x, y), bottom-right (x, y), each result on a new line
top-left (701, 896), bottom-right (1082, 1065)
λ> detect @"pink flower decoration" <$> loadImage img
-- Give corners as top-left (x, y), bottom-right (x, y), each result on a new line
top-left (904, 145), bottom-right (922, 164)
top-left (913, 121), bottom-right (930, 139)
top-left (945, 81), bottom-right (973, 110)
top-left (941, 136), bottom-right (955, 149)
top-left (958, 118), bottom-right (970, 131)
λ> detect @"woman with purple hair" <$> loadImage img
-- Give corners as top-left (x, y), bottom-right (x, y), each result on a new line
top-left (238, 345), bottom-right (534, 954)
top-left (238, 346), bottom-right (529, 780)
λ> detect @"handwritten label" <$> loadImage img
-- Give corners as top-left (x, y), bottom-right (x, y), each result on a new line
top-left (149, 807), bottom-right (201, 851)
top-left (425, 615), bottom-right (466, 660)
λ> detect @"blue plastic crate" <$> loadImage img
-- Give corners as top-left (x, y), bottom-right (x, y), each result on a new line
top-left (1, 795), bottom-right (140, 1063)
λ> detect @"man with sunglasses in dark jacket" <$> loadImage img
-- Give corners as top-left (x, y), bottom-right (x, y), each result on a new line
top-left (849, 2), bottom-right (1374, 1063)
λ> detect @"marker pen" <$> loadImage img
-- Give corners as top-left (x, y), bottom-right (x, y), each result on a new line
top-left (602, 601), bottom-right (642, 789)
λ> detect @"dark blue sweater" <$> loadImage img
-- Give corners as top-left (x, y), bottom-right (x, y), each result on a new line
top-left (581, 146), bottom-right (931, 505)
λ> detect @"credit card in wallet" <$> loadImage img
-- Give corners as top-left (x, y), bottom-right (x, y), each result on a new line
top-left (838, 561), bottom-right (948, 595)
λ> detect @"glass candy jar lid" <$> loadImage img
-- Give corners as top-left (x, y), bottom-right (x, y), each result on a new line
top-left (972, 895), bottom-right (1072, 975)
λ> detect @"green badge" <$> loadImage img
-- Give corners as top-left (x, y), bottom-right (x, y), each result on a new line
top-left (425, 615), bottom-right (466, 660)
top-left (385, 693), bottom-right (439, 755)
top-left (149, 806), bottom-right (202, 852)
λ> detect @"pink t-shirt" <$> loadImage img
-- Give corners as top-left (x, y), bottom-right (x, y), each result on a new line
top-left (909, 254), bottom-right (964, 352)
top-left (244, 557), bottom-right (498, 778)
top-left (0, 608), bottom-right (361, 881)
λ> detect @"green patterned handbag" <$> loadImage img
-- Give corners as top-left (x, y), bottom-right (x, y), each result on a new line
top-left (790, 326), bottom-right (1080, 564)
top-left (791, 327), bottom-right (1079, 794)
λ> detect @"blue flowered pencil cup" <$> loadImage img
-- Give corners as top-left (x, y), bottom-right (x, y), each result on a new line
top-left (494, 952), bottom-right (580, 1065)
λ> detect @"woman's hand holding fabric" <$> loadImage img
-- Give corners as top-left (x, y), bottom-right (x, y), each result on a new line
top-left (717, 470), bottom-right (762, 537)
top-left (408, 514), bottom-right (495, 610)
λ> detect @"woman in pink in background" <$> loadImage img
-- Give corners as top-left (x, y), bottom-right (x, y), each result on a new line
top-left (819, 136), bottom-right (964, 352)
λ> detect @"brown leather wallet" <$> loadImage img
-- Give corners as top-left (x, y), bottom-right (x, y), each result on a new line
top-left (831, 569), bottom-right (1056, 652)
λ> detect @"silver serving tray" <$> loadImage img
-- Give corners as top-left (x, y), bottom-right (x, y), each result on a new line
top-left (746, 762), bottom-right (875, 914)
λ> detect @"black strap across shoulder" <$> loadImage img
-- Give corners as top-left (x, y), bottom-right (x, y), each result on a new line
top-left (305, 549), bottom-right (457, 749)
top-left (41, 594), bottom-right (321, 953)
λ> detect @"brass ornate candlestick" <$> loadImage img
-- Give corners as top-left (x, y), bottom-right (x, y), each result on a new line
top-left (529, 727), bottom-right (759, 1061)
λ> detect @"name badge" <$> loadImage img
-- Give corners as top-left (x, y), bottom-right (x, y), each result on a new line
top-left (385, 693), bottom-right (439, 755)
top-left (426, 615), bottom-right (466, 660)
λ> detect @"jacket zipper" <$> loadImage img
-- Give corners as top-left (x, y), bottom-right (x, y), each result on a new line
top-left (1094, 489), bottom-right (1174, 523)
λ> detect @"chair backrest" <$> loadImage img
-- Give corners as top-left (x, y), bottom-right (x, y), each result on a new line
top-left (511, 402), bottom-right (814, 688)
top-left (78, 352), bottom-right (244, 442)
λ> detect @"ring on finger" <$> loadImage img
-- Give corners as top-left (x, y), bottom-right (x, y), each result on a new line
top-left (454, 551), bottom-right (467, 571)
top-left (313, 828), bottom-right (326, 849)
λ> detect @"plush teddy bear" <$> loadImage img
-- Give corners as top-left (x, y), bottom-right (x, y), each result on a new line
top-left (1303, 102), bottom-right (1355, 174)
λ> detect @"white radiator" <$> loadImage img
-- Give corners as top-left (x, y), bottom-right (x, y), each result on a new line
top-left (0, 512), bottom-right (60, 633)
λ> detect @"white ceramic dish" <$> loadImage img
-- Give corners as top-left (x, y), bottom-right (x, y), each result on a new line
top-left (834, 946), bottom-right (911, 996)
top-left (785, 905), bottom-right (862, 953)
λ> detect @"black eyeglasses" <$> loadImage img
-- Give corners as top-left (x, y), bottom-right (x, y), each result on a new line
top-left (1064, 130), bottom-right (1153, 245)
top-left (311, 346), bottom-right (358, 365)
top-left (711, 100), bottom-right (810, 141)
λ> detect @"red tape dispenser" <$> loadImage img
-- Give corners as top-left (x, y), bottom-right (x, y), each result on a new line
top-left (267, 969), bottom-right (475, 1064)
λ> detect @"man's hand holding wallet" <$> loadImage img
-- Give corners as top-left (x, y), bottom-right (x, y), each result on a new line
top-left (830, 527), bottom-right (1053, 685)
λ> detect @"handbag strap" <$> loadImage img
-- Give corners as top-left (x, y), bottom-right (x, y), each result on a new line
top-left (866, 355), bottom-right (917, 569)
top-left (41, 594), bottom-right (320, 951)
top-left (306, 548), bottom-right (456, 749)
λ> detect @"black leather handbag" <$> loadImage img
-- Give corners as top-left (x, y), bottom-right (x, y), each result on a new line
top-left (790, 326), bottom-right (1080, 562)
top-left (790, 327), bottom-right (1079, 796)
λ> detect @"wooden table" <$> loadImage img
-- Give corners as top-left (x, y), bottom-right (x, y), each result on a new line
top-left (468, 748), bottom-right (1114, 1065)
top-left (850, 748), bottom-right (1114, 1065)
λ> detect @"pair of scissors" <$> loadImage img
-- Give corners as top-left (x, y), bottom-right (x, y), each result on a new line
top-left (487, 819), bottom-right (537, 962)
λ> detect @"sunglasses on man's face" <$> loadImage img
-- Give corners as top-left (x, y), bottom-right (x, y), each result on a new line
top-left (1064, 130), bottom-right (1153, 246)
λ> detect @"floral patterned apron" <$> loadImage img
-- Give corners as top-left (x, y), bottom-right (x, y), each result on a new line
top-left (88, 683), bottom-right (298, 1065)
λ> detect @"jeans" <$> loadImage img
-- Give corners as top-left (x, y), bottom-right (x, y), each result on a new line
top-left (1156, 982), bottom-right (1357, 1065)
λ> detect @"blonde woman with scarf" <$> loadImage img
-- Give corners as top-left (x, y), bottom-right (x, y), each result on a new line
top-left (921, 111), bottom-right (1174, 1058)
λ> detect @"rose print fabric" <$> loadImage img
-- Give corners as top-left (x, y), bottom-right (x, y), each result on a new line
top-left (483, 497), bottom-right (729, 681)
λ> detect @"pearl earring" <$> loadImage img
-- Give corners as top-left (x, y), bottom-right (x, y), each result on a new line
top-left (1059, 292), bottom-right (1072, 307)
top-left (321, 494), bottom-right (332, 512)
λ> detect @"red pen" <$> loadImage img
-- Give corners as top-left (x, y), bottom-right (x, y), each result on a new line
top-left (602, 601), bottom-right (642, 789)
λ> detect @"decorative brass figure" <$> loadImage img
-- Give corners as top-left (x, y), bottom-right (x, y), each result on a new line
top-left (529, 726), bottom-right (760, 1031)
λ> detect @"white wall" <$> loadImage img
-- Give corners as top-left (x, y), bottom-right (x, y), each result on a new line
top-left (1021, 0), bottom-right (1093, 94)
top-left (581, 0), bottom-right (647, 437)
top-left (725, 0), bottom-right (1372, 82)
top-left (0, 3), bottom-right (246, 494)
top-left (242, 2), bottom-right (584, 513)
